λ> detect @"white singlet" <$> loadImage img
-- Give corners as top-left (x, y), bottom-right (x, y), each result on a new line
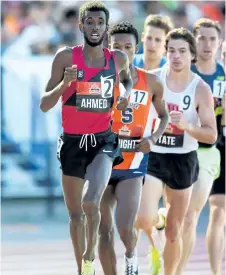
top-left (151, 67), bottom-right (201, 154)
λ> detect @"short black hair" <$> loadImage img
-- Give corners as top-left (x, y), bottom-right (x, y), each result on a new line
top-left (79, 1), bottom-right (109, 24)
top-left (109, 21), bottom-right (139, 45)
top-left (166, 28), bottom-right (197, 63)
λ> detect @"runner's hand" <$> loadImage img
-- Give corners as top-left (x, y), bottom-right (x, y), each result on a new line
top-left (116, 97), bottom-right (129, 111)
top-left (63, 65), bottom-right (77, 86)
top-left (170, 111), bottom-right (188, 130)
top-left (136, 137), bottom-right (154, 153)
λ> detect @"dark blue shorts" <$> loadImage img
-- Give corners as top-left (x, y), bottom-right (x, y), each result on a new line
top-left (109, 169), bottom-right (145, 186)
top-left (108, 154), bottom-right (148, 187)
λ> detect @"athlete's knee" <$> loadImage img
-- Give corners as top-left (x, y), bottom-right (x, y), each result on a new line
top-left (82, 199), bottom-right (99, 217)
top-left (117, 225), bottom-right (135, 244)
top-left (210, 205), bottom-right (225, 226)
top-left (69, 211), bottom-right (86, 228)
top-left (183, 210), bottom-right (199, 232)
top-left (165, 220), bottom-right (182, 243)
top-left (99, 225), bottom-right (114, 245)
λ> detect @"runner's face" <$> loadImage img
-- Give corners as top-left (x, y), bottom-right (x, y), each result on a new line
top-left (81, 10), bottom-right (107, 47)
top-left (110, 33), bottom-right (137, 65)
top-left (195, 27), bottom-right (220, 61)
top-left (142, 25), bottom-right (166, 60)
top-left (167, 39), bottom-right (194, 72)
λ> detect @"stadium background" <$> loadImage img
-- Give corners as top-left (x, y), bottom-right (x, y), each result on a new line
top-left (1, 1), bottom-right (225, 274)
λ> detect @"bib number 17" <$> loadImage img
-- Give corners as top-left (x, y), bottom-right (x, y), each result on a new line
top-left (130, 90), bottom-right (148, 105)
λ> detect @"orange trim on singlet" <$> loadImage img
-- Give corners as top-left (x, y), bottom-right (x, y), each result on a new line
top-left (112, 68), bottom-right (153, 170)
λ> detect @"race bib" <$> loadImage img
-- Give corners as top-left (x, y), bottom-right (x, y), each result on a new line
top-left (129, 90), bottom-right (148, 105)
top-left (113, 123), bottom-right (142, 152)
top-left (152, 119), bottom-right (184, 148)
top-left (76, 82), bottom-right (111, 112)
top-left (119, 136), bottom-right (140, 152)
top-left (101, 76), bottom-right (114, 98)
top-left (213, 80), bottom-right (226, 99)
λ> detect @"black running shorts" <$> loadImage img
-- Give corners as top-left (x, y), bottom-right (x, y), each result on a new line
top-left (147, 151), bottom-right (199, 190)
top-left (210, 141), bottom-right (225, 196)
top-left (57, 128), bottom-right (123, 179)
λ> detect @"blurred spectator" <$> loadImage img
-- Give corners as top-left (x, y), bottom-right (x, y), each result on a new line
top-left (60, 8), bottom-right (78, 45)
top-left (173, 7), bottom-right (190, 29)
top-left (2, 2), bottom-right (61, 57)
top-left (57, 6), bottom-right (84, 47)
top-left (1, 0), bottom-right (225, 57)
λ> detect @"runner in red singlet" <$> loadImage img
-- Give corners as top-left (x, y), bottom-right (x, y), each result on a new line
top-left (40, 2), bottom-right (132, 275)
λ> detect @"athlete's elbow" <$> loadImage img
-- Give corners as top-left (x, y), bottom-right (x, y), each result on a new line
top-left (40, 99), bottom-right (49, 113)
top-left (159, 110), bottom-right (169, 121)
top-left (205, 130), bottom-right (218, 144)
top-left (40, 103), bottom-right (47, 112)
top-left (210, 130), bottom-right (218, 144)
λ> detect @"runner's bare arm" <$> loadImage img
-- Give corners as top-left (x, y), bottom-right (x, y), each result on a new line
top-left (114, 50), bottom-right (133, 98)
top-left (147, 73), bottom-right (169, 143)
top-left (186, 81), bottom-right (217, 144)
top-left (40, 47), bottom-right (73, 112)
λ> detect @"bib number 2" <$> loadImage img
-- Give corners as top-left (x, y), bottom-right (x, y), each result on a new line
top-left (101, 77), bottom-right (114, 98)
